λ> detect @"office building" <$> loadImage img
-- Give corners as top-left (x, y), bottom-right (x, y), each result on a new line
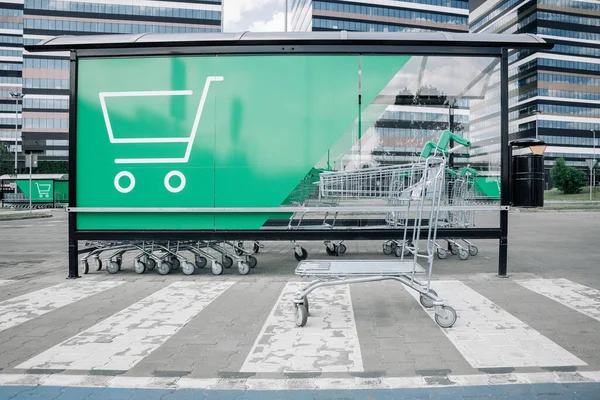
top-left (0, 0), bottom-right (222, 167)
top-left (470, 0), bottom-right (600, 180)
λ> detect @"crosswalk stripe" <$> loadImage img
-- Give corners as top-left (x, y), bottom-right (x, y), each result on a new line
top-left (515, 278), bottom-right (600, 323)
top-left (0, 281), bottom-right (123, 333)
top-left (241, 282), bottom-right (363, 373)
top-left (407, 280), bottom-right (587, 368)
top-left (16, 281), bottom-right (235, 371)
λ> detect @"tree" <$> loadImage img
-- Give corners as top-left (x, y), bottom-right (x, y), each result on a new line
top-left (0, 141), bottom-right (13, 176)
top-left (550, 157), bottom-right (587, 194)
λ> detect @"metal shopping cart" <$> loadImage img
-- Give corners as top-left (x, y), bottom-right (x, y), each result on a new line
top-left (292, 133), bottom-right (461, 328)
top-left (35, 183), bottom-right (51, 198)
top-left (99, 76), bottom-right (224, 193)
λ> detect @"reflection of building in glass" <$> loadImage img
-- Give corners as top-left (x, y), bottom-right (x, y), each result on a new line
top-left (0, 1), bottom-right (221, 166)
top-left (290, 1), bottom-right (470, 168)
top-left (470, 0), bottom-right (600, 180)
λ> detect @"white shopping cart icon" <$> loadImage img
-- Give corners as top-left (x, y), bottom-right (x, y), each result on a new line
top-left (36, 183), bottom-right (51, 198)
top-left (99, 76), bottom-right (224, 193)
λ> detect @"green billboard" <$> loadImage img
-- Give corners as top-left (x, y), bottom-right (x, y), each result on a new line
top-left (76, 55), bottom-right (411, 230)
top-left (16, 180), bottom-right (54, 202)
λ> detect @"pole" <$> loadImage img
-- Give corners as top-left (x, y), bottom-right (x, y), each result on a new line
top-left (285, 0), bottom-right (288, 32)
top-left (13, 97), bottom-right (17, 193)
top-left (499, 48), bottom-right (509, 278)
top-left (592, 129), bottom-right (596, 201)
top-left (28, 155), bottom-right (32, 213)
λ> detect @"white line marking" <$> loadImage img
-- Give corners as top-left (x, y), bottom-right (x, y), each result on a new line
top-left (241, 282), bottom-right (363, 373)
top-left (0, 281), bottom-right (123, 332)
top-left (407, 280), bottom-right (587, 368)
top-left (16, 281), bottom-right (234, 371)
top-left (515, 278), bottom-right (600, 323)
top-left (0, 371), bottom-right (597, 390)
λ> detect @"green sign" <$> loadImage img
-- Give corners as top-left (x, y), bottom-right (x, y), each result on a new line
top-left (16, 179), bottom-right (54, 202)
top-left (76, 55), bottom-right (411, 230)
top-left (54, 180), bottom-right (68, 203)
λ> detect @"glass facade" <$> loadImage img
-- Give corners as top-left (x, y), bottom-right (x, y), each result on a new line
top-left (290, 0), bottom-right (471, 166)
top-left (0, 0), bottom-right (221, 165)
top-left (470, 0), bottom-right (600, 183)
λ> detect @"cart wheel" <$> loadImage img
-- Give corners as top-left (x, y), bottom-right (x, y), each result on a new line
top-left (253, 242), bottom-right (260, 253)
top-left (419, 289), bottom-right (438, 309)
top-left (147, 258), bottom-right (156, 271)
top-left (295, 304), bottom-right (308, 327)
top-left (171, 257), bottom-right (180, 270)
top-left (382, 244), bottom-right (393, 255)
top-left (158, 261), bottom-right (171, 275)
top-left (96, 258), bottom-right (103, 271)
top-left (222, 255), bottom-right (233, 268)
top-left (107, 261), bottom-right (119, 274)
top-left (437, 248), bottom-right (448, 260)
top-left (116, 257), bottom-right (123, 270)
top-left (247, 255), bottom-right (257, 268)
top-left (195, 255), bottom-right (207, 269)
top-left (326, 246), bottom-right (336, 256)
top-left (338, 244), bottom-right (347, 255)
top-left (182, 261), bottom-right (195, 276)
top-left (458, 249), bottom-right (469, 260)
top-left (435, 306), bottom-right (457, 328)
top-left (235, 241), bottom-right (244, 256)
top-left (294, 248), bottom-right (308, 261)
top-left (134, 260), bottom-right (146, 274)
top-left (82, 261), bottom-right (89, 275)
top-left (450, 245), bottom-right (459, 255)
top-left (211, 261), bottom-right (224, 276)
top-left (238, 262), bottom-right (250, 275)
top-left (303, 296), bottom-right (309, 315)
top-left (390, 242), bottom-right (398, 250)
top-left (469, 246), bottom-right (479, 256)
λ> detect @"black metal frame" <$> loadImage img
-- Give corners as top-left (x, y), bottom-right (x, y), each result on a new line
top-left (44, 34), bottom-right (551, 279)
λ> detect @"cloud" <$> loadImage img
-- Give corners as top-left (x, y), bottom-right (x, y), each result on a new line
top-left (224, 0), bottom-right (282, 25)
top-left (248, 11), bottom-right (285, 32)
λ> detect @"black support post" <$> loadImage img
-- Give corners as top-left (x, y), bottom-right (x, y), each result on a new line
top-left (67, 50), bottom-right (79, 279)
top-left (499, 48), bottom-right (510, 277)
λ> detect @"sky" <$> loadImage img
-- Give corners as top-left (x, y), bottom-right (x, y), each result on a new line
top-left (223, 0), bottom-right (286, 32)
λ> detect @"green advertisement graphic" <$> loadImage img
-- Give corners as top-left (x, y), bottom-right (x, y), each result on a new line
top-left (16, 180), bottom-right (54, 202)
top-left (76, 55), bottom-right (410, 230)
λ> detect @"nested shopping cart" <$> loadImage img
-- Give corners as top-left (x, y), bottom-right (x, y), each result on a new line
top-left (292, 132), bottom-right (463, 328)
top-left (99, 76), bottom-right (223, 193)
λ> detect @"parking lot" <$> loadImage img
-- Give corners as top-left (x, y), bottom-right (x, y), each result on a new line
top-left (0, 210), bottom-right (599, 398)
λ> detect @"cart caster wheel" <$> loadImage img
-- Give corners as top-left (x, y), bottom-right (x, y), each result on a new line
top-left (338, 244), bottom-right (347, 255)
top-left (390, 242), bottom-right (398, 250)
top-left (469, 246), bottom-right (478, 256)
top-left (195, 256), bottom-right (207, 269)
top-left (134, 260), bottom-right (146, 274)
top-left (96, 258), bottom-right (103, 271)
top-left (170, 257), bottom-right (180, 270)
top-left (116, 257), bottom-right (122, 270)
top-left (437, 248), bottom-right (448, 259)
top-left (419, 289), bottom-right (438, 309)
top-left (222, 255), bottom-right (233, 268)
top-left (82, 261), bottom-right (89, 275)
top-left (303, 296), bottom-right (309, 315)
top-left (458, 249), bottom-right (469, 260)
top-left (382, 244), bottom-right (393, 255)
top-left (158, 261), bottom-right (171, 275)
top-left (435, 306), bottom-right (457, 328)
top-left (235, 241), bottom-right (244, 256)
top-left (325, 246), bottom-right (336, 256)
top-left (182, 261), bottom-right (195, 276)
top-left (147, 258), bottom-right (156, 271)
top-left (450, 245), bottom-right (459, 255)
top-left (238, 262), bottom-right (250, 275)
top-left (294, 248), bottom-right (308, 261)
top-left (253, 242), bottom-right (260, 253)
top-left (212, 261), bottom-right (224, 276)
top-left (107, 261), bottom-right (119, 274)
top-left (295, 303), bottom-right (308, 327)
top-left (247, 255), bottom-right (257, 268)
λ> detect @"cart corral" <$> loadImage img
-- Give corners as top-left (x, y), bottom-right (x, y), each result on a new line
top-left (25, 31), bottom-right (552, 283)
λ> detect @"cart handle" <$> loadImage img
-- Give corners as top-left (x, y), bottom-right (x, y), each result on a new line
top-left (419, 130), bottom-right (471, 158)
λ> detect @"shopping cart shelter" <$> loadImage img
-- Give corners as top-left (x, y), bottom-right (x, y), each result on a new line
top-left (25, 31), bottom-right (552, 278)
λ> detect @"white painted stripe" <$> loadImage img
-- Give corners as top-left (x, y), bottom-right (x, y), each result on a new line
top-left (0, 281), bottom-right (123, 333)
top-left (516, 279), bottom-right (600, 323)
top-left (241, 282), bottom-right (363, 373)
top-left (0, 371), bottom-right (598, 390)
top-left (407, 281), bottom-right (587, 368)
top-left (17, 281), bottom-right (234, 371)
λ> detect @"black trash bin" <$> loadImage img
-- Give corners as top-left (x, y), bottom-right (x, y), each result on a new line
top-left (510, 138), bottom-right (547, 207)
